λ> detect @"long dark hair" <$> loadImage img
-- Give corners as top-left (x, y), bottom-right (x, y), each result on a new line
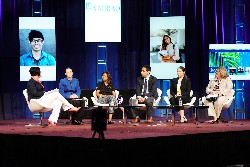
top-left (161, 34), bottom-right (172, 50)
top-left (102, 71), bottom-right (113, 85)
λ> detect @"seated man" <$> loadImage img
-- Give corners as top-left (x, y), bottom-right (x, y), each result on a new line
top-left (130, 65), bottom-right (158, 123)
top-left (59, 67), bottom-right (85, 125)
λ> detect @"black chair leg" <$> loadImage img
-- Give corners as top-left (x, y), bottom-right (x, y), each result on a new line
top-left (39, 112), bottom-right (47, 126)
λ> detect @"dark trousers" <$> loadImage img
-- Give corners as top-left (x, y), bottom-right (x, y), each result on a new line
top-left (169, 96), bottom-right (191, 111)
top-left (131, 97), bottom-right (154, 118)
top-left (59, 99), bottom-right (85, 122)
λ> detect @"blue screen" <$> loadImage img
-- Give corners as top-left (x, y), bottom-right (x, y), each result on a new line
top-left (209, 44), bottom-right (250, 80)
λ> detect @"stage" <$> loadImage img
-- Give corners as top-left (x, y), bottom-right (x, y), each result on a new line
top-left (1, 117), bottom-right (250, 167)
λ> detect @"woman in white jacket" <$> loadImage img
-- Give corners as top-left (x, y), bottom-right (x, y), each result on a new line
top-left (205, 67), bottom-right (234, 123)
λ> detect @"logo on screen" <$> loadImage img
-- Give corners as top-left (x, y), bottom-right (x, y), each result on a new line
top-left (209, 67), bottom-right (217, 73)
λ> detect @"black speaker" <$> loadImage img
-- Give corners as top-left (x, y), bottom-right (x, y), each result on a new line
top-left (91, 107), bottom-right (107, 132)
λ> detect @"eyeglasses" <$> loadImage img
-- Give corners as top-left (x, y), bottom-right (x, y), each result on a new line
top-left (31, 39), bottom-right (43, 43)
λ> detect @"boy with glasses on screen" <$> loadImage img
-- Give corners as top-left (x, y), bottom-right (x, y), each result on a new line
top-left (20, 30), bottom-right (56, 66)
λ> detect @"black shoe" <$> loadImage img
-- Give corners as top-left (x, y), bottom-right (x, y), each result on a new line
top-left (71, 120), bottom-right (82, 125)
top-left (108, 121), bottom-right (115, 124)
top-left (210, 119), bottom-right (220, 124)
top-left (221, 119), bottom-right (229, 123)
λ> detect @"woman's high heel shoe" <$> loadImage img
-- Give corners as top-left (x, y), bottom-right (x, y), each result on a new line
top-left (180, 116), bottom-right (187, 123)
top-left (183, 116), bottom-right (187, 123)
top-left (69, 107), bottom-right (81, 112)
top-left (211, 118), bottom-right (220, 124)
top-left (48, 120), bottom-right (57, 126)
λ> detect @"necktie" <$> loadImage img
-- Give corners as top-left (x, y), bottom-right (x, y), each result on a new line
top-left (143, 79), bottom-right (147, 95)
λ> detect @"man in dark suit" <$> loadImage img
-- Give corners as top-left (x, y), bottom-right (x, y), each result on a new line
top-left (131, 65), bottom-right (158, 123)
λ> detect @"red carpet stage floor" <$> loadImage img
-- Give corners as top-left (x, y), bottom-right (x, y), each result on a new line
top-left (0, 118), bottom-right (250, 139)
top-left (1, 117), bottom-right (250, 167)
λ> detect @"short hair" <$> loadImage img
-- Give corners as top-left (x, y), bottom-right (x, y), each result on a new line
top-left (65, 67), bottom-right (72, 72)
top-left (28, 30), bottom-right (44, 42)
top-left (142, 65), bottom-right (151, 72)
top-left (178, 66), bottom-right (185, 72)
top-left (178, 66), bottom-right (188, 78)
top-left (29, 67), bottom-right (41, 76)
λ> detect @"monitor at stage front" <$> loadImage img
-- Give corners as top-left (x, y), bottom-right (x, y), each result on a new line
top-left (150, 16), bottom-right (185, 80)
top-left (209, 44), bottom-right (250, 80)
top-left (19, 17), bottom-right (56, 81)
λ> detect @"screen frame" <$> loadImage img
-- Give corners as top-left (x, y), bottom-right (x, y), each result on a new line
top-left (19, 17), bottom-right (56, 81)
top-left (85, 0), bottom-right (121, 42)
top-left (149, 16), bottom-right (185, 80)
top-left (209, 44), bottom-right (250, 80)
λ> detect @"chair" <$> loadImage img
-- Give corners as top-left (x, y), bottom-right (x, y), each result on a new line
top-left (23, 89), bottom-right (52, 126)
top-left (202, 89), bottom-right (235, 121)
top-left (221, 89), bottom-right (235, 115)
top-left (224, 96), bottom-right (235, 121)
top-left (129, 88), bottom-right (162, 120)
top-left (91, 90), bottom-right (119, 107)
top-left (90, 90), bottom-right (125, 122)
top-left (163, 89), bottom-right (196, 123)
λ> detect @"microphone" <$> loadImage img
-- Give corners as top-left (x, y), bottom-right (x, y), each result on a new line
top-left (117, 95), bottom-right (123, 106)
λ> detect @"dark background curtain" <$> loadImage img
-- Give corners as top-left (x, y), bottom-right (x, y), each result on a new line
top-left (0, 0), bottom-right (249, 119)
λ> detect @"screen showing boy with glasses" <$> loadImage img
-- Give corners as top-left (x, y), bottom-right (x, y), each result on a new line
top-left (20, 30), bottom-right (56, 66)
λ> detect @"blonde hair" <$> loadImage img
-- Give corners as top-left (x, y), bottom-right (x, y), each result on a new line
top-left (216, 66), bottom-right (229, 79)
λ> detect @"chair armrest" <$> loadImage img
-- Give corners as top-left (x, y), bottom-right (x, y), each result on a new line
top-left (83, 97), bottom-right (88, 107)
top-left (183, 103), bottom-right (194, 106)
top-left (183, 97), bottom-right (196, 106)
top-left (153, 96), bottom-right (161, 106)
top-left (189, 97), bottom-right (196, 105)
top-left (137, 104), bottom-right (146, 107)
top-left (223, 96), bottom-right (234, 105)
top-left (201, 96), bottom-right (206, 103)
top-left (222, 96), bottom-right (234, 109)
top-left (130, 94), bottom-right (136, 99)
top-left (163, 96), bottom-right (171, 106)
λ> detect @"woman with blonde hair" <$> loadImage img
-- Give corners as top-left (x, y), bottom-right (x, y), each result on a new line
top-left (205, 67), bottom-right (234, 123)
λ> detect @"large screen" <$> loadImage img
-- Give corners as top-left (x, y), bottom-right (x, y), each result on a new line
top-left (19, 17), bottom-right (56, 81)
top-left (150, 16), bottom-right (185, 79)
top-left (209, 44), bottom-right (250, 80)
top-left (85, 0), bottom-right (121, 42)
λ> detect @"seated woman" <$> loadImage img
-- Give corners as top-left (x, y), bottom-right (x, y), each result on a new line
top-left (169, 66), bottom-right (191, 123)
top-left (205, 66), bottom-right (233, 123)
top-left (158, 34), bottom-right (180, 63)
top-left (27, 67), bottom-right (80, 126)
top-left (96, 71), bottom-right (124, 124)
top-left (59, 67), bottom-right (85, 125)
